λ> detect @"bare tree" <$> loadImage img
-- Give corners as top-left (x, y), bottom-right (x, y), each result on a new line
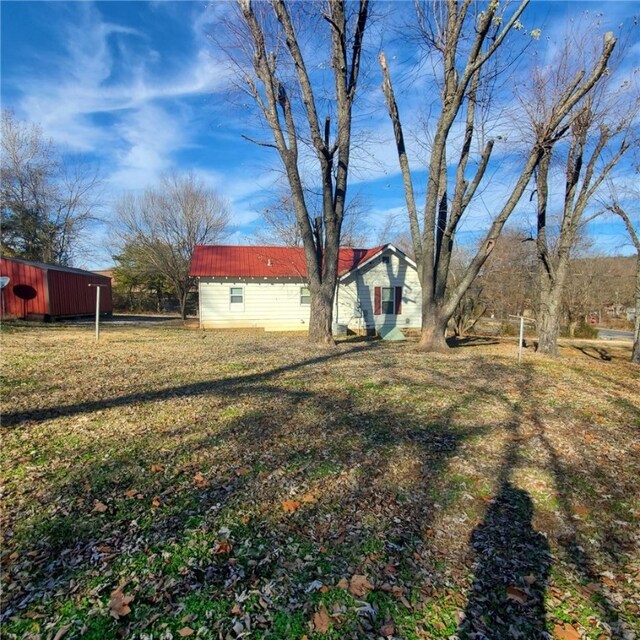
top-left (528, 31), bottom-right (638, 355)
top-left (378, 0), bottom-right (616, 351)
top-left (1, 110), bottom-right (101, 266)
top-left (607, 178), bottom-right (640, 364)
top-left (115, 173), bottom-right (230, 320)
top-left (255, 186), bottom-right (369, 248)
top-left (480, 229), bottom-right (537, 320)
top-left (224, 0), bottom-right (370, 345)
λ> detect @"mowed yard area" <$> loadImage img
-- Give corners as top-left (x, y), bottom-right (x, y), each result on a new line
top-left (1, 326), bottom-right (638, 640)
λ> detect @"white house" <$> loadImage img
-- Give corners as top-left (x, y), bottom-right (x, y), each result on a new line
top-left (189, 244), bottom-right (421, 333)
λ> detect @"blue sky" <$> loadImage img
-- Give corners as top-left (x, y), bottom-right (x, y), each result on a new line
top-left (1, 0), bottom-right (638, 268)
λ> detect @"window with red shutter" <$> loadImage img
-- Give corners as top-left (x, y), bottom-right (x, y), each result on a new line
top-left (374, 286), bottom-right (381, 315)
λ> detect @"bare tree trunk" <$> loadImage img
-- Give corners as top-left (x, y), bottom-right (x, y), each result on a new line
top-left (608, 203), bottom-right (640, 364)
top-left (633, 258), bottom-right (640, 364)
top-left (419, 307), bottom-right (449, 351)
top-left (537, 277), bottom-right (562, 356)
top-left (309, 283), bottom-right (335, 345)
top-left (179, 291), bottom-right (188, 321)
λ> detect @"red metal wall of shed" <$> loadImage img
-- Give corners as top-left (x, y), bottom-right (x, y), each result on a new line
top-left (47, 270), bottom-right (113, 316)
top-left (0, 258), bottom-right (48, 318)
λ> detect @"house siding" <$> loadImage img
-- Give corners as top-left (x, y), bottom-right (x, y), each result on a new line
top-left (199, 278), bottom-right (312, 331)
top-left (336, 249), bottom-right (421, 331)
top-left (197, 247), bottom-right (421, 333)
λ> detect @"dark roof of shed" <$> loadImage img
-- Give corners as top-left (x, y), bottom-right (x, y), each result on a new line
top-left (1, 256), bottom-right (112, 280)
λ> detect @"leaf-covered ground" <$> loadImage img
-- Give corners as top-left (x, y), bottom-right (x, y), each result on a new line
top-left (1, 326), bottom-right (638, 640)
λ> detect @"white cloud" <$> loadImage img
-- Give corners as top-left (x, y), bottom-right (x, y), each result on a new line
top-left (11, 2), bottom-right (231, 192)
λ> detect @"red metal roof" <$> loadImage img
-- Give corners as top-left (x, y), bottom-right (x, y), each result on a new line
top-left (189, 245), bottom-right (386, 278)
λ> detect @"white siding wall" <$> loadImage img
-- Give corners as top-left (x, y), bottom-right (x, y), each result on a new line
top-left (199, 278), bottom-right (311, 331)
top-left (198, 248), bottom-right (421, 332)
top-left (335, 249), bottom-right (421, 331)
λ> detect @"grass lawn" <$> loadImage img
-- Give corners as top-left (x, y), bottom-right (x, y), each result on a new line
top-left (1, 325), bottom-right (638, 640)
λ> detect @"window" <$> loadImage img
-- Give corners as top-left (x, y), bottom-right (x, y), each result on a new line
top-left (381, 287), bottom-right (394, 314)
top-left (300, 286), bottom-right (311, 305)
top-left (230, 287), bottom-right (243, 304)
top-left (374, 286), bottom-right (402, 316)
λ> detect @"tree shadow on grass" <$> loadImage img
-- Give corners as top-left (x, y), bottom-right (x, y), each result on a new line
top-left (2, 347), bottom-right (522, 636)
top-left (447, 336), bottom-right (501, 348)
top-left (0, 342), bottom-right (379, 428)
top-left (572, 345), bottom-right (613, 361)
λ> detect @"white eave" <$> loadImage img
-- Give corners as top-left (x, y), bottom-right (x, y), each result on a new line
top-left (338, 244), bottom-right (417, 281)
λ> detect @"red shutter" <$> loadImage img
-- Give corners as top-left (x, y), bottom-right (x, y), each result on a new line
top-left (374, 286), bottom-right (381, 315)
top-left (395, 286), bottom-right (402, 315)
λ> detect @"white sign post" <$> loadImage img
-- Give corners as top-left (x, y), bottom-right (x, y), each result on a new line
top-left (509, 314), bottom-right (530, 365)
top-left (518, 315), bottom-right (524, 365)
top-left (88, 284), bottom-right (101, 341)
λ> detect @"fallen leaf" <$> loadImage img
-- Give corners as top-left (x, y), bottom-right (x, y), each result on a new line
top-left (109, 586), bottom-right (134, 619)
top-left (150, 464), bottom-right (164, 472)
top-left (506, 585), bottom-right (527, 604)
top-left (554, 623), bottom-right (581, 640)
top-left (52, 626), bottom-right (70, 640)
top-left (230, 603), bottom-right (243, 615)
top-left (193, 472), bottom-right (209, 487)
top-left (524, 574), bottom-right (537, 585)
top-left (123, 489), bottom-right (138, 498)
top-left (213, 540), bottom-right (233, 554)
top-left (313, 605), bottom-right (331, 633)
top-left (282, 499), bottom-right (301, 513)
top-left (178, 627), bottom-right (194, 637)
top-left (349, 574), bottom-right (374, 597)
top-left (96, 544), bottom-right (113, 553)
top-left (336, 577), bottom-right (349, 589)
top-left (92, 500), bottom-right (108, 513)
top-left (573, 505), bottom-right (590, 517)
top-left (236, 466), bottom-right (252, 476)
top-left (380, 622), bottom-right (395, 637)
top-left (151, 497), bottom-right (161, 508)
top-left (301, 493), bottom-right (318, 503)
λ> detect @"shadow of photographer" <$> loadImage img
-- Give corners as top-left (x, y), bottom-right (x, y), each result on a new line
top-left (458, 481), bottom-right (552, 639)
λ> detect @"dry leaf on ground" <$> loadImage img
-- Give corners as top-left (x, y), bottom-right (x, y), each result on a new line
top-left (313, 605), bottom-right (331, 633)
top-left (108, 586), bottom-right (134, 619)
top-left (554, 623), bottom-right (581, 640)
top-left (349, 574), bottom-right (374, 597)
top-left (213, 540), bottom-right (233, 554)
top-left (506, 585), bottom-right (527, 604)
top-left (92, 500), bottom-right (107, 513)
top-left (282, 499), bottom-right (301, 513)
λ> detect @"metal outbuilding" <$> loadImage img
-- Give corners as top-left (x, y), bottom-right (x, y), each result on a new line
top-left (0, 256), bottom-right (112, 320)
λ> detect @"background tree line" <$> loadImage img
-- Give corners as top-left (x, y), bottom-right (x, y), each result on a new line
top-left (2, 2), bottom-right (638, 361)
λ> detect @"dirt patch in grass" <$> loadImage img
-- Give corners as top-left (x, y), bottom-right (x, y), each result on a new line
top-left (1, 326), bottom-right (638, 639)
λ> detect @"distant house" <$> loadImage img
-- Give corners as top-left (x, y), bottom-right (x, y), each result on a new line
top-left (189, 244), bottom-right (421, 333)
top-left (0, 256), bottom-right (112, 320)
